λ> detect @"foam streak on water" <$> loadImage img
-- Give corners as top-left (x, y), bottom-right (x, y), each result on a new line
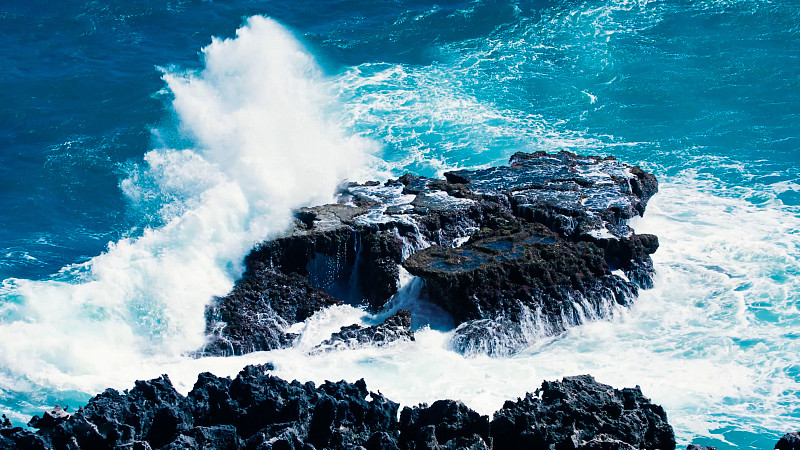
top-left (0, 16), bottom-right (373, 416)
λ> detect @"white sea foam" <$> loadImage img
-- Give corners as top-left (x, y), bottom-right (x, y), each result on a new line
top-left (158, 175), bottom-right (800, 448)
top-left (0, 16), bottom-right (375, 401)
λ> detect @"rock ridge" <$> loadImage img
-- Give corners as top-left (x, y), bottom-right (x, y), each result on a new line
top-left (0, 366), bottom-right (676, 450)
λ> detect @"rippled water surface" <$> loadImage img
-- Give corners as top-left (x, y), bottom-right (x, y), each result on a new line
top-left (1, 1), bottom-right (798, 447)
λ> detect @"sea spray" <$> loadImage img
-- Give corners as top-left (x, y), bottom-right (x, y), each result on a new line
top-left (141, 176), bottom-right (799, 450)
top-left (0, 16), bottom-right (376, 408)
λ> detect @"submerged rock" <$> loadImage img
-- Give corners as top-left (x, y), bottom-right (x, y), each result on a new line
top-left (201, 151), bottom-right (659, 356)
top-left (2, 368), bottom-right (677, 450)
top-left (310, 309), bottom-right (414, 354)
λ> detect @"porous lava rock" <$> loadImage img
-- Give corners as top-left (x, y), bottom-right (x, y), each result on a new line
top-left (491, 375), bottom-right (675, 450)
top-left (2, 369), bottom-right (677, 450)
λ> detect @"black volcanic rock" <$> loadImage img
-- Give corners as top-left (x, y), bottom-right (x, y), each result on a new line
top-left (776, 432), bottom-right (800, 450)
top-left (200, 268), bottom-right (339, 356)
top-left (399, 399), bottom-right (491, 449)
top-left (445, 151), bottom-right (658, 238)
top-left (201, 151), bottom-right (659, 357)
top-left (3, 369), bottom-right (677, 450)
top-left (491, 375), bottom-right (675, 450)
top-left (311, 310), bottom-right (414, 354)
top-left (404, 223), bottom-right (639, 355)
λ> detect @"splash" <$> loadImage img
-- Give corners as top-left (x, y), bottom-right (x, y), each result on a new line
top-left (0, 16), bottom-right (375, 407)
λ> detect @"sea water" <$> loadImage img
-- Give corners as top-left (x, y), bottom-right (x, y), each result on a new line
top-left (1, 1), bottom-right (798, 448)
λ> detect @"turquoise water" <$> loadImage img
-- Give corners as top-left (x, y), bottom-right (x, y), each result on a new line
top-left (1, 1), bottom-right (799, 447)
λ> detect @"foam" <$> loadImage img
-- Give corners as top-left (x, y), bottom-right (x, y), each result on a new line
top-left (332, 62), bottom-right (605, 177)
top-left (167, 175), bottom-right (800, 448)
top-left (1, 6), bottom-right (799, 449)
top-left (0, 16), bottom-right (374, 404)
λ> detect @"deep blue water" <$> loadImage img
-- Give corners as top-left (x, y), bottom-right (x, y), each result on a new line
top-left (2, 1), bottom-right (799, 448)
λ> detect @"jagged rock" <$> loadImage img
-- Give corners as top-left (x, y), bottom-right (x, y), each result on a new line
top-left (27, 406), bottom-right (70, 434)
top-left (245, 205), bottom-right (406, 310)
top-left (3, 369), bottom-right (679, 450)
top-left (399, 400), bottom-right (490, 449)
top-left (201, 151), bottom-right (659, 357)
top-left (445, 151), bottom-right (657, 238)
top-left (491, 375), bottom-right (675, 450)
top-left (776, 432), bottom-right (800, 450)
top-left (311, 310), bottom-right (414, 354)
top-left (200, 268), bottom-right (339, 356)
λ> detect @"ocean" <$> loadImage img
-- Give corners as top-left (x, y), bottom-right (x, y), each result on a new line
top-left (1, 0), bottom-right (799, 447)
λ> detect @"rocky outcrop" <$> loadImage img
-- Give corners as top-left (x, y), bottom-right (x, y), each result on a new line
top-left (403, 223), bottom-right (645, 355)
top-left (310, 310), bottom-right (414, 354)
top-left (1, 368), bottom-right (676, 450)
top-left (202, 151), bottom-right (659, 356)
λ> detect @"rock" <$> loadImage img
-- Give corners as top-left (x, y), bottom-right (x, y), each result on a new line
top-left (491, 375), bottom-right (676, 450)
top-left (27, 406), bottom-right (70, 434)
top-left (776, 432), bottom-right (800, 450)
top-left (245, 206), bottom-right (406, 310)
top-left (687, 445), bottom-right (717, 450)
top-left (201, 151), bottom-right (659, 357)
top-left (199, 268), bottom-right (339, 356)
top-left (446, 151), bottom-right (657, 237)
top-left (311, 310), bottom-right (414, 354)
top-left (404, 223), bottom-right (640, 355)
top-left (4, 369), bottom-right (678, 450)
top-left (399, 400), bottom-right (490, 449)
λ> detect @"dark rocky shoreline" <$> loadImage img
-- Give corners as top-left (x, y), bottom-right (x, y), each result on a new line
top-left (3, 367), bottom-right (797, 449)
top-left (1, 365), bottom-right (676, 450)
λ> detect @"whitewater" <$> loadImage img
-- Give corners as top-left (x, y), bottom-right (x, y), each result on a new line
top-left (1, 1), bottom-right (799, 448)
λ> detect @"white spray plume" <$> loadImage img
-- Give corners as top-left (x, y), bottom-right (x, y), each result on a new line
top-left (0, 15), bottom-right (375, 396)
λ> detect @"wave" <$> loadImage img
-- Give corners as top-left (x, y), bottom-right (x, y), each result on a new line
top-left (0, 16), bottom-right (376, 409)
top-left (2, 2), bottom-right (799, 448)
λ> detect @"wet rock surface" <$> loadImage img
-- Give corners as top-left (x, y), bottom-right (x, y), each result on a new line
top-left (403, 223), bottom-right (641, 355)
top-left (1, 368), bottom-right (677, 450)
top-left (199, 268), bottom-right (340, 356)
top-left (202, 151), bottom-right (660, 356)
top-left (310, 310), bottom-right (414, 354)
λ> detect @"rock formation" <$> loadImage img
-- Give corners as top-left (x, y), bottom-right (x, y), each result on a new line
top-left (200, 151), bottom-right (659, 356)
top-left (0, 367), bottom-right (677, 450)
top-left (310, 310), bottom-right (414, 354)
